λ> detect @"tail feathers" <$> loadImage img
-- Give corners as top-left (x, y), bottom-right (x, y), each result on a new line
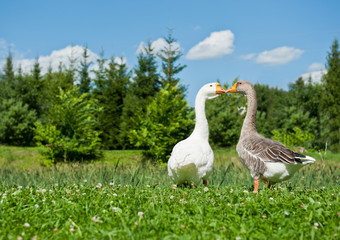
top-left (298, 155), bottom-right (316, 164)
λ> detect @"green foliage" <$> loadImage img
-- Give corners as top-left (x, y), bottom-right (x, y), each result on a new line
top-left (321, 39), bottom-right (340, 151)
top-left (34, 87), bottom-right (102, 162)
top-left (130, 84), bottom-right (194, 162)
top-left (78, 46), bottom-right (92, 94)
top-left (158, 29), bottom-right (187, 95)
top-left (92, 57), bottom-right (131, 149)
top-left (272, 127), bottom-right (315, 149)
top-left (0, 99), bottom-right (37, 146)
top-left (120, 42), bottom-right (160, 149)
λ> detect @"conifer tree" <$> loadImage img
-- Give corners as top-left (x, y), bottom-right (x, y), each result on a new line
top-left (94, 57), bottom-right (131, 149)
top-left (79, 46), bottom-right (91, 94)
top-left (158, 29), bottom-right (187, 95)
top-left (322, 39), bottom-right (340, 151)
top-left (119, 41), bottom-right (160, 148)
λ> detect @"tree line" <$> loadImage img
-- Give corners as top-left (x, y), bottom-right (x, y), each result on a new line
top-left (0, 34), bottom-right (339, 163)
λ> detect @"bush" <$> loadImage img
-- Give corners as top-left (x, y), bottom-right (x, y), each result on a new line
top-left (130, 84), bottom-right (194, 162)
top-left (0, 99), bottom-right (37, 146)
top-left (34, 87), bottom-right (102, 163)
top-left (271, 127), bottom-right (314, 149)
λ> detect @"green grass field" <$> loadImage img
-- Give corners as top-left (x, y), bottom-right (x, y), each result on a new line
top-left (0, 146), bottom-right (339, 239)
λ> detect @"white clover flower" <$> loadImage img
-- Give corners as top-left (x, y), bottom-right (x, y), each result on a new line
top-left (204, 187), bottom-right (209, 192)
top-left (96, 183), bottom-right (102, 188)
top-left (243, 190), bottom-right (249, 194)
top-left (146, 185), bottom-right (150, 188)
top-left (113, 193), bottom-right (118, 197)
top-left (18, 186), bottom-right (22, 189)
top-left (70, 227), bottom-right (74, 232)
top-left (82, 193), bottom-right (86, 196)
top-left (138, 212), bottom-right (144, 218)
top-left (84, 179), bottom-right (87, 183)
top-left (110, 182), bottom-right (114, 186)
top-left (52, 200), bottom-right (56, 204)
top-left (113, 207), bottom-right (118, 212)
top-left (170, 195), bottom-right (174, 200)
top-left (35, 204), bottom-right (39, 209)
top-left (91, 216), bottom-right (99, 223)
top-left (41, 189), bottom-right (47, 194)
top-left (230, 189), bottom-right (234, 194)
top-left (284, 210), bottom-right (289, 215)
top-left (24, 223), bottom-right (30, 228)
top-left (172, 185), bottom-right (177, 190)
top-left (66, 189), bottom-right (71, 194)
top-left (269, 197), bottom-right (274, 200)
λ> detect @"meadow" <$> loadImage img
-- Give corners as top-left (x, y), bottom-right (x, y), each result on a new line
top-left (0, 147), bottom-right (339, 239)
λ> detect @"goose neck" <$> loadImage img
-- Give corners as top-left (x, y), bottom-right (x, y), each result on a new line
top-left (240, 88), bottom-right (257, 139)
top-left (192, 92), bottom-right (209, 140)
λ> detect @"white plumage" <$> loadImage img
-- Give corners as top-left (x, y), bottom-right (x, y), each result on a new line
top-left (167, 83), bottom-right (226, 185)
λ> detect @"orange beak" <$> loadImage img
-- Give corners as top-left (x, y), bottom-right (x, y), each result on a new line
top-left (226, 83), bottom-right (237, 93)
top-left (216, 83), bottom-right (227, 94)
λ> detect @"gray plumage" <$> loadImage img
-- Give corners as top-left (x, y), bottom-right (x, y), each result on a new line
top-left (227, 80), bottom-right (315, 189)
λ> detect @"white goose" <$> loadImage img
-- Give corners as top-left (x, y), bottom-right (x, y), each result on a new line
top-left (226, 80), bottom-right (316, 193)
top-left (168, 83), bottom-right (227, 186)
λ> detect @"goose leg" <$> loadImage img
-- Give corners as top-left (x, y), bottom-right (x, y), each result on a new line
top-left (203, 179), bottom-right (207, 186)
top-left (253, 179), bottom-right (259, 193)
top-left (267, 182), bottom-right (271, 189)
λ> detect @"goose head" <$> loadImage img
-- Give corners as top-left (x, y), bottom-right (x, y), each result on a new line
top-left (226, 80), bottom-right (253, 95)
top-left (202, 82), bottom-right (227, 100)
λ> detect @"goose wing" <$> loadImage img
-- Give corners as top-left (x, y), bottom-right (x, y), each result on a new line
top-left (242, 136), bottom-right (312, 164)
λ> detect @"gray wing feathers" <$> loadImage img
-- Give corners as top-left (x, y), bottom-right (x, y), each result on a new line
top-left (243, 136), bottom-right (309, 165)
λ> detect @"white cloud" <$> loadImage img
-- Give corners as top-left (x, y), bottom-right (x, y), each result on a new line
top-left (240, 53), bottom-right (256, 60)
top-left (255, 46), bottom-right (303, 65)
top-left (136, 38), bottom-right (181, 55)
top-left (307, 62), bottom-right (324, 72)
top-left (299, 62), bottom-right (326, 84)
top-left (0, 38), bottom-right (24, 61)
top-left (186, 30), bottom-right (234, 60)
top-left (300, 70), bottom-right (326, 84)
top-left (14, 45), bottom-right (100, 74)
top-left (1, 45), bottom-right (127, 77)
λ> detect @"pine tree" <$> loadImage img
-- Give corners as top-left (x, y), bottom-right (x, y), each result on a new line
top-left (4, 52), bottom-right (15, 83)
top-left (119, 41), bottom-right (160, 148)
top-left (94, 57), bottom-right (131, 149)
top-left (79, 46), bottom-right (91, 94)
top-left (322, 39), bottom-right (340, 151)
top-left (158, 29), bottom-right (187, 95)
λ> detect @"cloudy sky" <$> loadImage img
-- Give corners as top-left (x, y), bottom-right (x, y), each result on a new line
top-left (1, 0), bottom-right (339, 105)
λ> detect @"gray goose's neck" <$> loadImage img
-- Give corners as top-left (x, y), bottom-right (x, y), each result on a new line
top-left (240, 87), bottom-right (257, 140)
top-left (192, 90), bottom-right (209, 140)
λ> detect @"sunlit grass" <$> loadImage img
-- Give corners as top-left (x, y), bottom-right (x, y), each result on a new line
top-left (0, 146), bottom-right (339, 239)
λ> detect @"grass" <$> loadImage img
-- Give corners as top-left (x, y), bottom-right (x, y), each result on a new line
top-left (0, 146), bottom-right (339, 239)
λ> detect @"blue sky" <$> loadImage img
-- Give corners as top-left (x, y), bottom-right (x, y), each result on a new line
top-left (1, 0), bottom-right (339, 105)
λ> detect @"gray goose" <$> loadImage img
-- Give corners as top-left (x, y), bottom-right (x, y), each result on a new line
top-left (226, 80), bottom-right (315, 193)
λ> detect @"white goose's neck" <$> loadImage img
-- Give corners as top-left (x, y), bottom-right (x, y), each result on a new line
top-left (240, 87), bottom-right (257, 139)
top-left (191, 90), bottom-right (209, 140)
